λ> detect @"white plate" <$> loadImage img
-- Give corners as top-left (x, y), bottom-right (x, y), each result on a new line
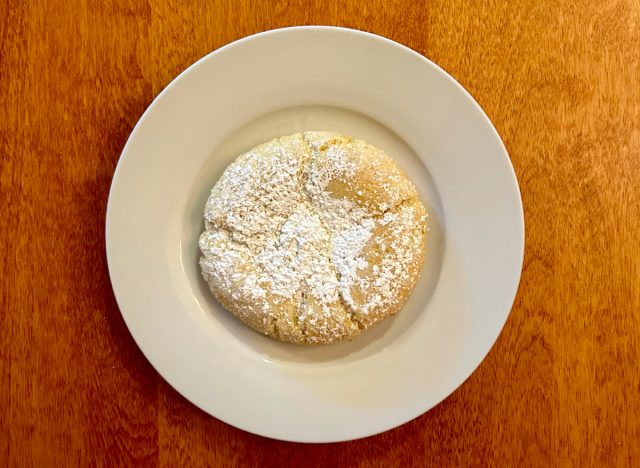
top-left (106, 26), bottom-right (524, 442)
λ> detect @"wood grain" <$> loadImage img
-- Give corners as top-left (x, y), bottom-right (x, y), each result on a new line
top-left (1, 0), bottom-right (638, 466)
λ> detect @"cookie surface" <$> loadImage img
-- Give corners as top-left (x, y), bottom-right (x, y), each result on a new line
top-left (199, 131), bottom-right (428, 344)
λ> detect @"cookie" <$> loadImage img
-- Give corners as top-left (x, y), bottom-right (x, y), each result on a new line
top-left (199, 132), bottom-right (428, 344)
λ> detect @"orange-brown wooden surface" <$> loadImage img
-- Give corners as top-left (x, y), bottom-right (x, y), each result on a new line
top-left (1, 0), bottom-right (639, 466)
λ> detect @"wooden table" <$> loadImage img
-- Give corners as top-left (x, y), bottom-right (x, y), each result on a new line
top-left (1, 0), bottom-right (638, 466)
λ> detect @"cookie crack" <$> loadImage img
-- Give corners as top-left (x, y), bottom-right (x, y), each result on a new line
top-left (299, 133), bottom-right (366, 332)
top-left (205, 225), bottom-right (252, 250)
top-left (374, 195), bottom-right (419, 219)
top-left (269, 313), bottom-right (281, 341)
top-left (296, 290), bottom-right (309, 338)
top-left (337, 286), bottom-right (365, 331)
top-left (328, 263), bottom-right (364, 331)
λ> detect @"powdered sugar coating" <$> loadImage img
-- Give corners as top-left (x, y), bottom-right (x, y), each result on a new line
top-left (199, 132), bottom-right (428, 344)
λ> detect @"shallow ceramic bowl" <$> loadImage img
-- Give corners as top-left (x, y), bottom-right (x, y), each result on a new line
top-left (106, 26), bottom-right (524, 442)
